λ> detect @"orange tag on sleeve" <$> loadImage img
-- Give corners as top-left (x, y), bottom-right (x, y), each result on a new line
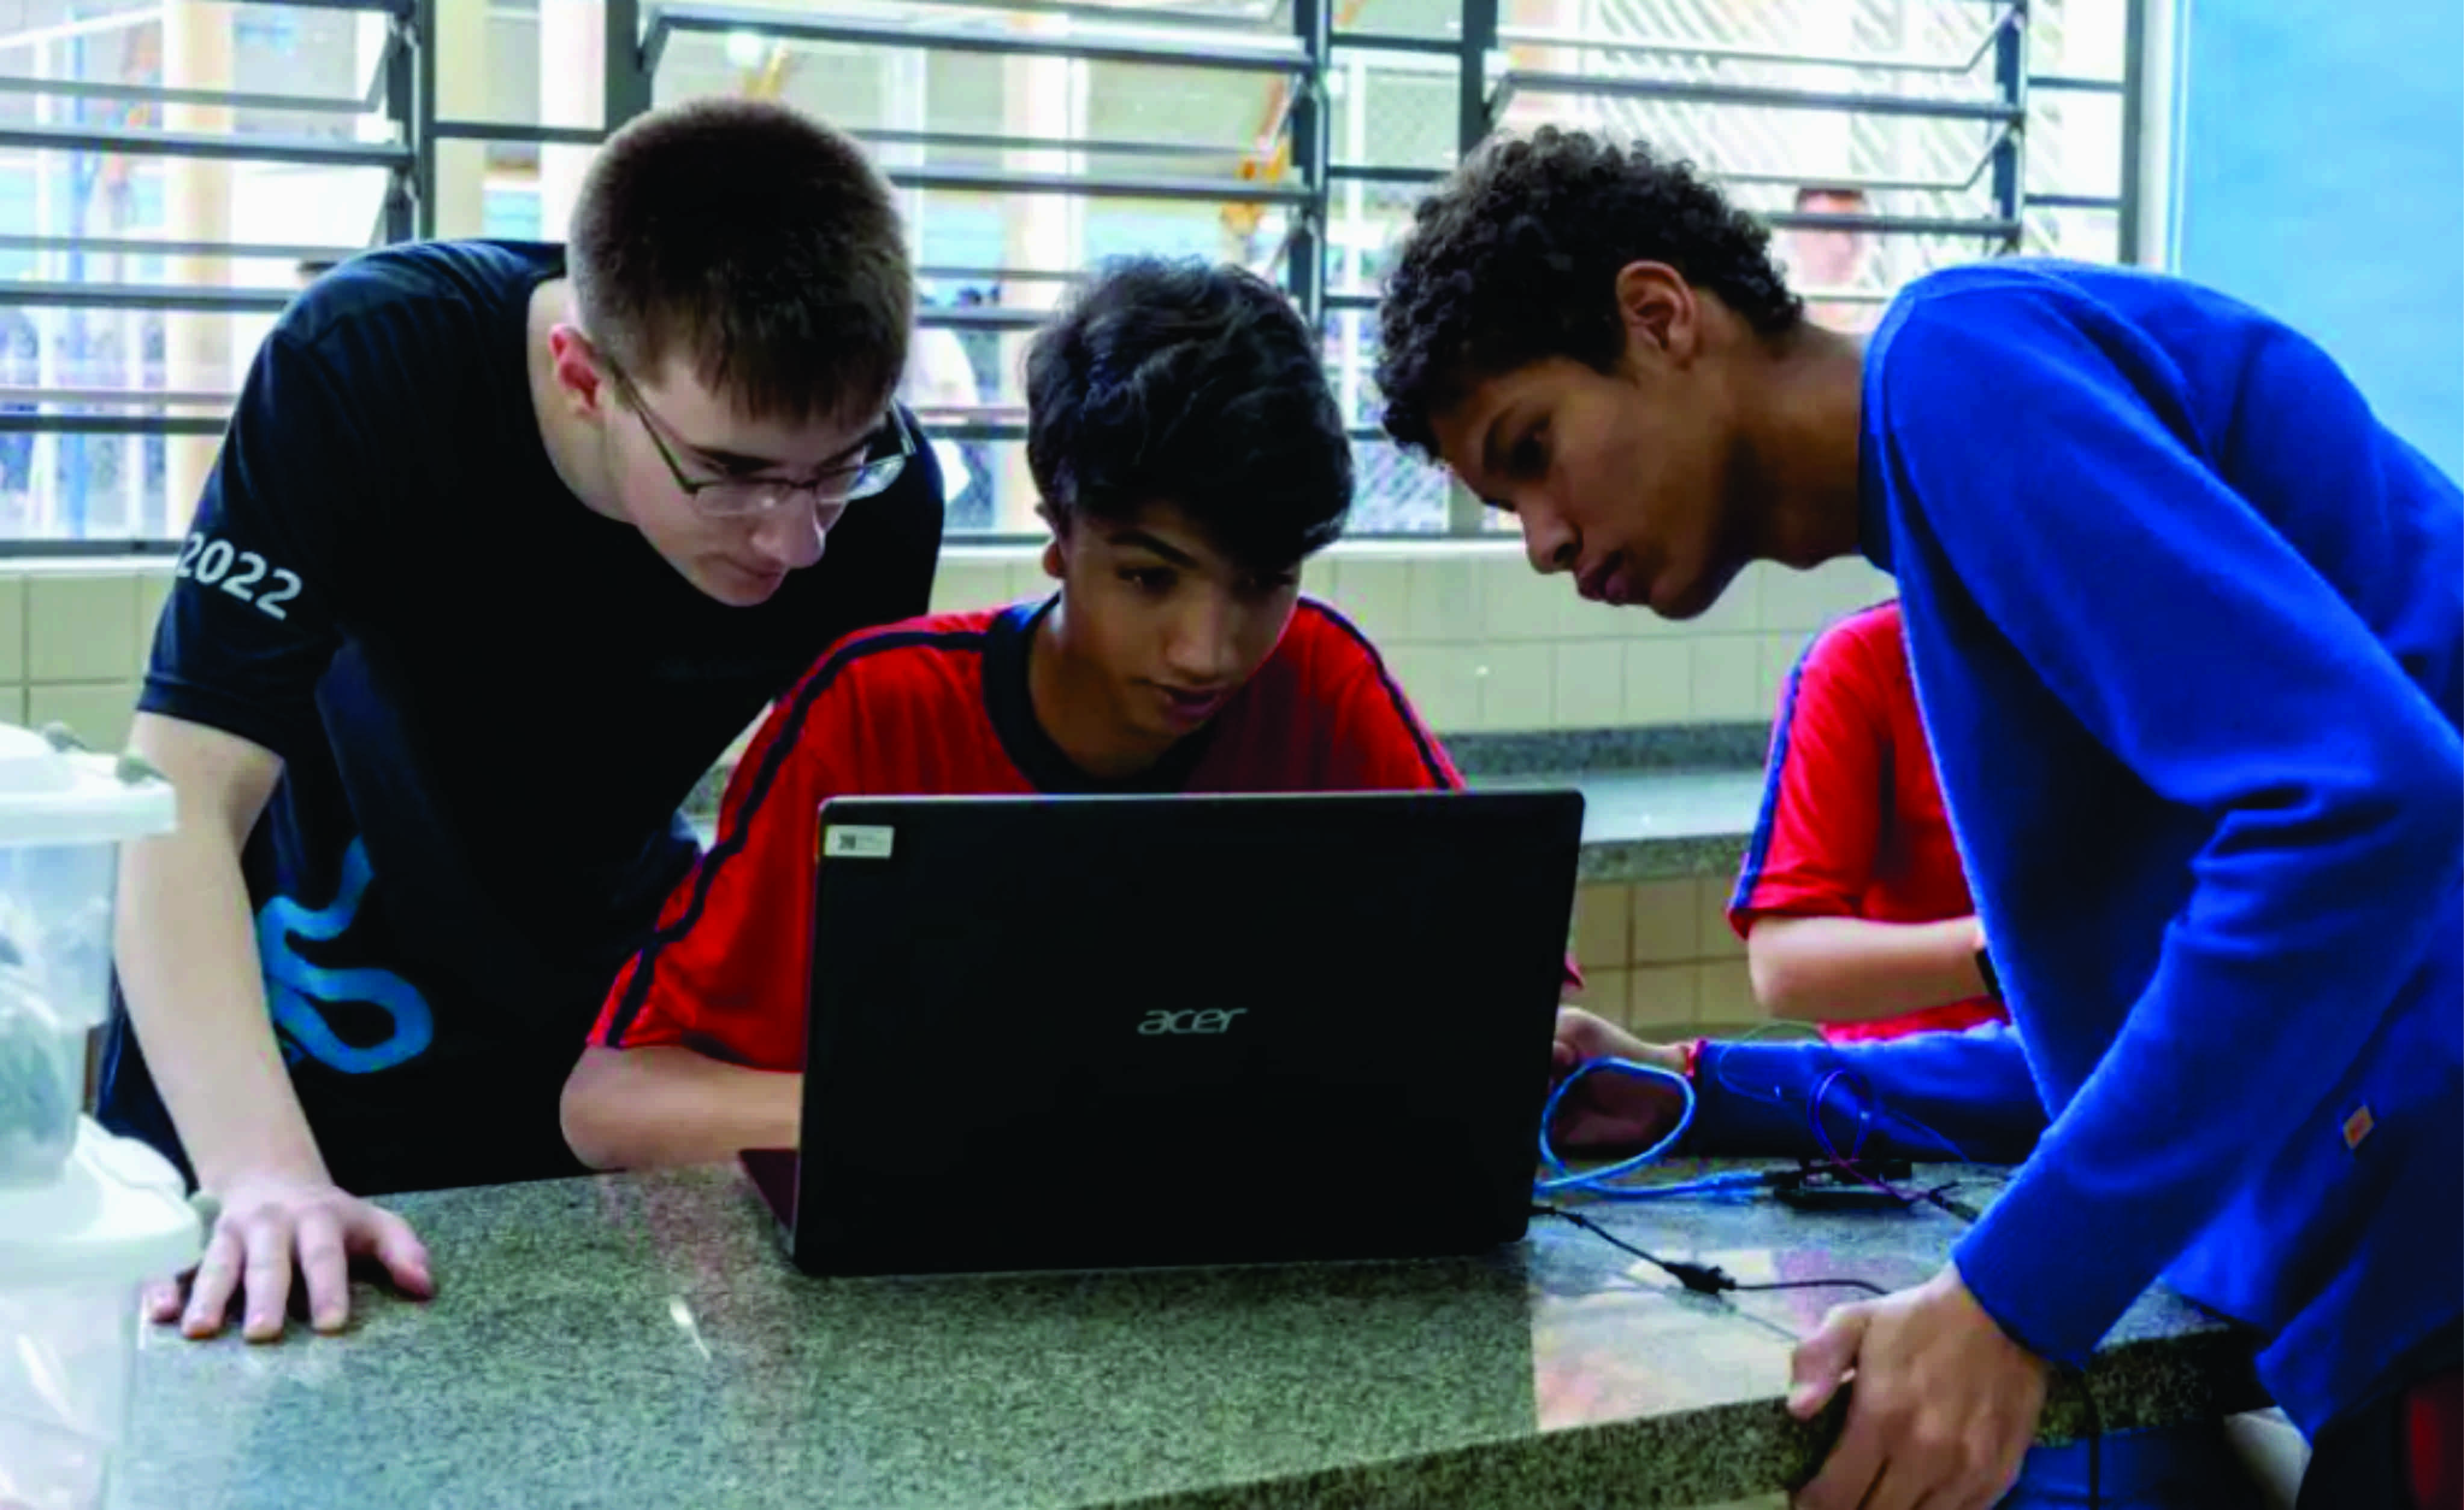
top-left (2342, 1104), bottom-right (2375, 1152)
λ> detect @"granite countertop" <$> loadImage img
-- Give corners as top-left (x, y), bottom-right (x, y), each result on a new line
top-left (688, 725), bottom-right (1772, 883)
top-left (117, 1163), bottom-right (2264, 1509)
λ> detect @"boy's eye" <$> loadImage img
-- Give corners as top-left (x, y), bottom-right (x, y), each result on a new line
top-left (1242, 572), bottom-right (1299, 598)
top-left (1122, 567), bottom-right (1175, 593)
top-left (1508, 426), bottom-right (1549, 479)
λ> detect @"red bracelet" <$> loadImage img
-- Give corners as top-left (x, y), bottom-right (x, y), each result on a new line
top-left (1681, 1037), bottom-right (1706, 1082)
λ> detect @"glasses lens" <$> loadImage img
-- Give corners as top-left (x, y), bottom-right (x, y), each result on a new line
top-left (697, 480), bottom-right (783, 516)
top-left (844, 456), bottom-right (906, 502)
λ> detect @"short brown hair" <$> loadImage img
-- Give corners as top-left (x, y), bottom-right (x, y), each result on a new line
top-left (568, 98), bottom-right (911, 426)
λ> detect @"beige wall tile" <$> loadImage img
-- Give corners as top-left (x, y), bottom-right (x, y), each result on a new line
top-left (134, 570), bottom-right (172, 667)
top-left (1303, 556), bottom-right (1341, 605)
top-left (1822, 559), bottom-right (1897, 619)
top-left (0, 685), bottom-right (25, 727)
top-left (1552, 583), bottom-right (1646, 640)
top-left (1763, 557), bottom-right (1897, 631)
top-left (1578, 967), bottom-right (1630, 1020)
top-left (1695, 876), bottom-right (1745, 959)
top-left (1698, 959), bottom-right (1761, 1026)
top-left (1337, 557), bottom-right (1412, 645)
top-left (1759, 632), bottom-right (1807, 722)
top-left (0, 577), bottom-right (23, 685)
top-left (1479, 558), bottom-right (1560, 642)
top-left (1552, 641), bottom-right (1625, 729)
top-left (30, 574), bottom-right (138, 683)
top-left (1761, 562), bottom-right (1840, 632)
top-left (1627, 965), bottom-right (1699, 1030)
top-left (1629, 878), bottom-right (1697, 965)
top-left (929, 559), bottom-right (1012, 615)
top-left (1572, 883), bottom-right (1631, 971)
top-left (1406, 556), bottom-right (1482, 642)
top-left (1622, 640), bottom-right (1693, 725)
top-left (1689, 636), bottom-right (1766, 722)
top-left (1006, 556), bottom-right (1054, 605)
top-left (1475, 643), bottom-right (1554, 730)
top-left (29, 682), bottom-right (138, 751)
top-left (1694, 560), bottom-right (1766, 634)
top-left (1383, 645), bottom-right (1479, 733)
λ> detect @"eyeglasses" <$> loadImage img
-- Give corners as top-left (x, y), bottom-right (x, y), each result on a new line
top-left (602, 353), bottom-right (912, 517)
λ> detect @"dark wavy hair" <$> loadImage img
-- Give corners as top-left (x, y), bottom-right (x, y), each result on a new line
top-left (1027, 258), bottom-right (1351, 571)
top-left (1376, 128), bottom-right (1802, 455)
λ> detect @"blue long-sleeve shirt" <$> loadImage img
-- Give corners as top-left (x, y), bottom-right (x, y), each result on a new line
top-left (1689, 1024), bottom-right (2046, 1165)
top-left (1850, 260), bottom-right (2462, 1435)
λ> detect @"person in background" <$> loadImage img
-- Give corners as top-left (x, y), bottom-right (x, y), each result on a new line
top-left (560, 258), bottom-right (1478, 1169)
top-left (1380, 126), bottom-right (2459, 1510)
top-left (1732, 598), bottom-right (2007, 1044)
top-left (950, 286), bottom-right (1001, 528)
top-left (898, 306), bottom-right (981, 519)
top-left (102, 99), bottom-right (944, 1344)
top-left (1786, 184), bottom-right (1879, 334)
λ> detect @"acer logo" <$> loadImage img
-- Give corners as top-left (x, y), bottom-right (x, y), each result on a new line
top-left (1138, 1008), bottom-right (1248, 1036)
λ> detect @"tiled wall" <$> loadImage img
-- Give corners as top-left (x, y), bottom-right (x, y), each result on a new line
top-left (4, 544), bottom-right (1894, 752)
top-left (933, 542), bottom-right (1897, 736)
top-left (0, 565), bottom-right (169, 750)
top-left (1569, 877), bottom-right (1766, 1040)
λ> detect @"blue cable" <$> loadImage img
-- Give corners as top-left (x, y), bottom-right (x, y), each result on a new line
top-left (1538, 1049), bottom-right (1984, 1206)
top-left (1534, 1057), bottom-right (1767, 1201)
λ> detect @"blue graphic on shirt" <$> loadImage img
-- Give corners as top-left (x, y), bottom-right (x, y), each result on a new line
top-left (257, 837), bottom-right (434, 1074)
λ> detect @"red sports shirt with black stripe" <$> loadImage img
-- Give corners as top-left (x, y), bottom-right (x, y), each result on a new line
top-left (1725, 599), bottom-right (2006, 1043)
top-left (590, 596), bottom-right (1467, 1069)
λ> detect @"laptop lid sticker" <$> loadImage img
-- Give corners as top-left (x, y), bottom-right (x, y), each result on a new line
top-left (823, 825), bottom-right (897, 860)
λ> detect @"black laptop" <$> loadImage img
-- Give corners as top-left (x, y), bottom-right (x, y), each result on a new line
top-left (741, 789), bottom-right (1584, 1276)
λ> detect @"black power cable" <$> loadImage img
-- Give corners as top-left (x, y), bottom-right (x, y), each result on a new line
top-left (1535, 1205), bottom-right (2100, 1510)
top-left (1533, 1204), bottom-right (1887, 1298)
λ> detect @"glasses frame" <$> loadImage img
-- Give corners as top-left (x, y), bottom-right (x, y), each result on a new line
top-left (600, 351), bottom-right (915, 517)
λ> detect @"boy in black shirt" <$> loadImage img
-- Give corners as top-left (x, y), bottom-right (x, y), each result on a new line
top-left (104, 98), bottom-right (944, 1342)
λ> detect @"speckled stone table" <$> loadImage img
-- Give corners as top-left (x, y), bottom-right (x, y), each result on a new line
top-left (114, 1164), bottom-right (2264, 1509)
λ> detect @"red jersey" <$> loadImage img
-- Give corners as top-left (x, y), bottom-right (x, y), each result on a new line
top-left (591, 597), bottom-right (1467, 1067)
top-left (1726, 600), bottom-right (2006, 1043)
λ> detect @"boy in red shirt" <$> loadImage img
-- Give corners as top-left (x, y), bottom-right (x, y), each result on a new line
top-left (1729, 599), bottom-right (2008, 1043)
top-left (560, 259), bottom-right (1466, 1170)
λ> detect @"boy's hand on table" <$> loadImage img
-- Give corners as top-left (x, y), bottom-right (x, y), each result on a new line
top-left (144, 1170), bottom-right (434, 1342)
top-left (1787, 1263), bottom-right (2049, 1510)
top-left (1546, 1007), bottom-right (1690, 1152)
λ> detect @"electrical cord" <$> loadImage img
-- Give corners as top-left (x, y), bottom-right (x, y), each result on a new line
top-left (1539, 1054), bottom-right (1980, 1219)
top-left (1535, 1207), bottom-right (2100, 1510)
top-left (2068, 1364), bottom-right (2103, 1510)
top-left (1534, 1056), bottom-right (1696, 1194)
top-left (1533, 1204), bottom-right (1887, 1298)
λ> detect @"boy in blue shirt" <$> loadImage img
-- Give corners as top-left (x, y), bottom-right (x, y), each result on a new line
top-left (1380, 126), bottom-right (2460, 1510)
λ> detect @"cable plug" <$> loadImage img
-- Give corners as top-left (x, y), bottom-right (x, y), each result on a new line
top-left (1656, 1258), bottom-right (1740, 1295)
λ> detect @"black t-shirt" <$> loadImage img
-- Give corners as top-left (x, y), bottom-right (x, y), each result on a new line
top-left (96, 240), bottom-right (944, 1195)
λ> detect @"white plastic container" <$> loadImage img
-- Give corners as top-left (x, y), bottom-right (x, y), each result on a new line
top-left (0, 721), bottom-right (194, 1509)
top-left (0, 1120), bottom-right (202, 1510)
top-left (0, 722), bottom-right (175, 1188)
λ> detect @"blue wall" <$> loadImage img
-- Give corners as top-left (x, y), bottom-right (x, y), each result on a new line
top-left (2172, 0), bottom-right (2463, 479)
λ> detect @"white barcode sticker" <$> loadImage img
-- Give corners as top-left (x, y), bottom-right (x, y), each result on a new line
top-left (823, 825), bottom-right (896, 860)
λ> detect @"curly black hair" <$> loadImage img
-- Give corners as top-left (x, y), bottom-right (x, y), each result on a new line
top-left (1375, 128), bottom-right (1802, 455)
top-left (1027, 257), bottom-right (1351, 571)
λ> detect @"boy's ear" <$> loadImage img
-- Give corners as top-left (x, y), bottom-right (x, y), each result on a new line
top-left (1038, 504), bottom-right (1067, 582)
top-left (546, 323), bottom-right (611, 423)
